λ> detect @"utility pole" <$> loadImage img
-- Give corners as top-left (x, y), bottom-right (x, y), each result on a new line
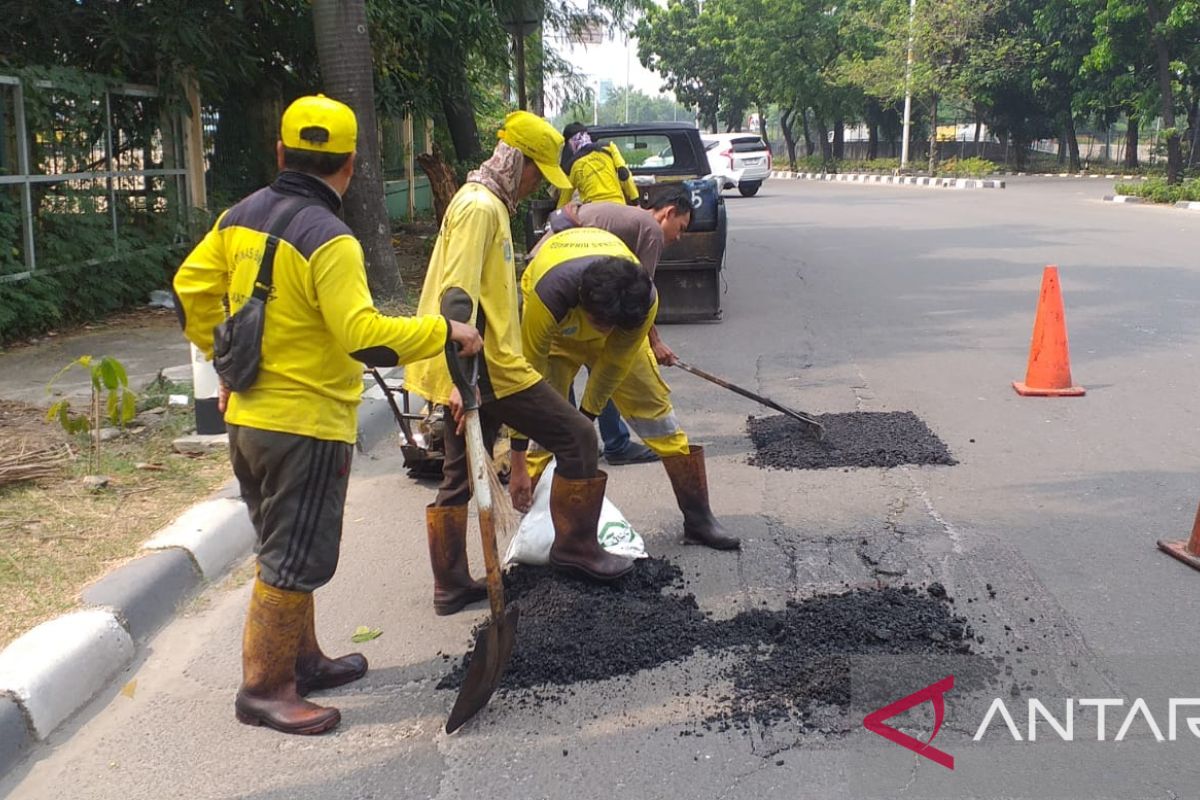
top-left (899, 0), bottom-right (917, 169)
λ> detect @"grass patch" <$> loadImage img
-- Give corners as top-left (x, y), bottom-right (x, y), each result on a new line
top-left (0, 398), bottom-right (231, 647)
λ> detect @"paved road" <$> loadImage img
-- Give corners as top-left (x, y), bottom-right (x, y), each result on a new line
top-left (6, 177), bottom-right (1200, 799)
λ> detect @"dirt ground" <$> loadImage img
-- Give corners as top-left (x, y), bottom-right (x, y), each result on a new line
top-left (0, 397), bottom-right (230, 646)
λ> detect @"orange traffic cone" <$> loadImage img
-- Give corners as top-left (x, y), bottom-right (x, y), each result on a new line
top-left (1013, 266), bottom-right (1085, 397)
top-left (1158, 500), bottom-right (1200, 572)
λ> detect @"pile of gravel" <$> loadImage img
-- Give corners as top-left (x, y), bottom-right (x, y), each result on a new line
top-left (438, 559), bottom-right (974, 730)
top-left (747, 411), bottom-right (957, 470)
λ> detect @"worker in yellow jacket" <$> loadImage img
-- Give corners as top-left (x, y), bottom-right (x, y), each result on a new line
top-left (174, 95), bottom-right (482, 736)
top-left (406, 111), bottom-right (635, 593)
top-left (512, 226), bottom-right (740, 551)
top-left (557, 122), bottom-right (640, 208)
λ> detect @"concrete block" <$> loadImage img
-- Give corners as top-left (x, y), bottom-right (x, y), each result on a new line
top-left (1174, 201), bottom-right (1200, 212)
top-left (142, 498), bottom-right (255, 580)
top-left (172, 432), bottom-right (228, 455)
top-left (1103, 194), bottom-right (1143, 204)
top-left (0, 694), bottom-right (33, 777)
top-left (0, 610), bottom-right (134, 739)
top-left (81, 550), bottom-right (201, 640)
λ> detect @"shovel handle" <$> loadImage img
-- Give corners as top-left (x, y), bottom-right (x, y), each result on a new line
top-left (445, 341), bottom-right (480, 412)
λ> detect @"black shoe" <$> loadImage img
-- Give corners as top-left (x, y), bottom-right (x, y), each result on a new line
top-left (604, 442), bottom-right (660, 466)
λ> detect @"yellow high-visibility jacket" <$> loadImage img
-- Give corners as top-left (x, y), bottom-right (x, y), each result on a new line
top-left (173, 173), bottom-right (448, 444)
top-left (519, 227), bottom-right (657, 417)
top-left (405, 182), bottom-right (542, 406)
top-left (557, 142), bottom-right (640, 208)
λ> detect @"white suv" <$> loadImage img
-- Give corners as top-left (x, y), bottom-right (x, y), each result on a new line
top-left (701, 133), bottom-right (772, 196)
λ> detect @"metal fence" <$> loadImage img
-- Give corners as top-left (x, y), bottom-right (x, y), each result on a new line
top-left (0, 74), bottom-right (190, 283)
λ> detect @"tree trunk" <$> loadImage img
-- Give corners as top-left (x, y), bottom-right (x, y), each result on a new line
top-left (801, 108), bottom-right (814, 156)
top-left (1187, 95), bottom-right (1199, 168)
top-left (438, 56), bottom-right (481, 162)
top-left (927, 94), bottom-right (939, 174)
top-left (312, 0), bottom-right (399, 295)
top-left (814, 116), bottom-right (831, 165)
top-left (1146, 0), bottom-right (1182, 183)
top-left (973, 104), bottom-right (982, 145)
top-left (780, 107), bottom-right (798, 168)
top-left (832, 117), bottom-right (844, 160)
top-left (1064, 115), bottom-right (1081, 172)
top-left (1125, 116), bottom-right (1139, 168)
top-left (758, 104), bottom-right (768, 142)
top-left (416, 145), bottom-right (461, 226)
top-left (1057, 130), bottom-right (1067, 165)
top-left (867, 120), bottom-right (879, 160)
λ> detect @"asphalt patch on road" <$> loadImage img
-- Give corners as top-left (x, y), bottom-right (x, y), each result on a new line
top-left (747, 411), bottom-right (957, 470)
top-left (438, 559), bottom-right (975, 732)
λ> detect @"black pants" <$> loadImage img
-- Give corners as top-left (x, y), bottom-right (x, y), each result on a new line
top-left (435, 379), bottom-right (597, 507)
top-left (228, 423), bottom-right (353, 592)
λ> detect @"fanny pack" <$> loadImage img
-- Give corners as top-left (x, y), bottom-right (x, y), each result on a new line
top-left (212, 197), bottom-right (314, 392)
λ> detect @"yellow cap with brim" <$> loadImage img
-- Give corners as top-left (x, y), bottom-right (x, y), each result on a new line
top-left (281, 94), bottom-right (357, 154)
top-left (497, 110), bottom-right (572, 190)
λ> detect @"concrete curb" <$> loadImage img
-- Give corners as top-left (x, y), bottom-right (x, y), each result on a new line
top-left (81, 550), bottom-right (202, 641)
top-left (143, 498), bottom-right (255, 579)
top-left (768, 170), bottom-right (1004, 190)
top-left (0, 494), bottom-right (255, 777)
top-left (0, 695), bottom-right (32, 778)
top-left (1103, 194), bottom-right (1144, 204)
top-left (0, 611), bottom-right (135, 741)
top-left (1174, 201), bottom-right (1200, 212)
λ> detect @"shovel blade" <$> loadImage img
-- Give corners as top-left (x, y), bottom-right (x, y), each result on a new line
top-left (445, 604), bottom-right (520, 734)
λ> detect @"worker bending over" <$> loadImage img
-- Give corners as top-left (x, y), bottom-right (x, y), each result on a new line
top-left (512, 226), bottom-right (740, 551)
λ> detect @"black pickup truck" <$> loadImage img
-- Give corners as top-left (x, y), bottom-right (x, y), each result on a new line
top-left (528, 122), bottom-right (727, 323)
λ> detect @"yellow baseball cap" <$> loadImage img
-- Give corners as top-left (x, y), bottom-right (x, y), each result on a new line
top-left (497, 111), bottom-right (572, 190)
top-left (281, 94), bottom-right (357, 154)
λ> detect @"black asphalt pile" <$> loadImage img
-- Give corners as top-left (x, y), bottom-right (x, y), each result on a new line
top-left (747, 411), bottom-right (957, 470)
top-left (703, 584), bottom-right (974, 732)
top-left (436, 558), bottom-right (706, 692)
top-left (438, 560), bottom-right (975, 732)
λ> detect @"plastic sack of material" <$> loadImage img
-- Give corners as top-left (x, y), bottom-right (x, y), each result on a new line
top-left (504, 458), bottom-right (647, 566)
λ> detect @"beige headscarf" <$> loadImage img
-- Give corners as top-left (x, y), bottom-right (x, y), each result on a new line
top-left (467, 141), bottom-right (525, 214)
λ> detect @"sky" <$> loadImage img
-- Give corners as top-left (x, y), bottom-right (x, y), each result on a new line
top-left (544, 15), bottom-right (673, 115)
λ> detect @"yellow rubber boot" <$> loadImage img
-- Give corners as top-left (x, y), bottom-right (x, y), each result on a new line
top-left (235, 578), bottom-right (341, 734)
top-left (295, 595), bottom-right (368, 696)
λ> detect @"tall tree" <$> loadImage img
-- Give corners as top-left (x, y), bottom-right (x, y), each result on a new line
top-left (312, 0), bottom-right (399, 293)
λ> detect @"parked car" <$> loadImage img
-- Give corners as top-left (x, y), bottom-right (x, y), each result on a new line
top-left (701, 132), bottom-right (772, 196)
top-left (527, 122), bottom-right (727, 322)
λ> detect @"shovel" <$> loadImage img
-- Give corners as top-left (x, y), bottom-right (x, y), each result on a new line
top-left (674, 360), bottom-right (825, 440)
top-left (444, 344), bottom-right (520, 734)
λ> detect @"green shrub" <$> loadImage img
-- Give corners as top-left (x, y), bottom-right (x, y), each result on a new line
top-left (936, 157), bottom-right (999, 177)
top-left (790, 155), bottom-right (839, 173)
top-left (1114, 177), bottom-right (1200, 204)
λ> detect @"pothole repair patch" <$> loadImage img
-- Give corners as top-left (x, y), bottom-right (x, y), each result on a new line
top-left (437, 558), bottom-right (977, 733)
top-left (748, 411), bottom-right (957, 470)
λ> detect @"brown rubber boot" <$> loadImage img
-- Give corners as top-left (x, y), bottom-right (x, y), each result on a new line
top-left (295, 595), bottom-right (368, 696)
top-left (235, 578), bottom-right (341, 734)
top-left (548, 471), bottom-right (635, 581)
top-left (662, 445), bottom-right (741, 551)
top-left (427, 504), bottom-right (488, 616)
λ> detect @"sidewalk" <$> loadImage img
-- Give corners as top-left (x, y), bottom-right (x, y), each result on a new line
top-left (0, 309), bottom-right (191, 407)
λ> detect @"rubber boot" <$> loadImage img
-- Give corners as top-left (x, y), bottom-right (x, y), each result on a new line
top-left (235, 578), bottom-right (341, 735)
top-left (548, 471), bottom-right (635, 581)
top-left (427, 504), bottom-right (488, 616)
top-left (295, 595), bottom-right (368, 696)
top-left (662, 445), bottom-right (741, 551)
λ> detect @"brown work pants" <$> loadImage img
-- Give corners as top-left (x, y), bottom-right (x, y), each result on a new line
top-left (434, 379), bottom-right (598, 507)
